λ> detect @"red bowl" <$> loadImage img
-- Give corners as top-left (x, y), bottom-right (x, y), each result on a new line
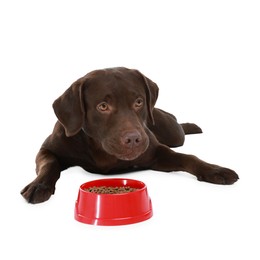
top-left (74, 178), bottom-right (153, 226)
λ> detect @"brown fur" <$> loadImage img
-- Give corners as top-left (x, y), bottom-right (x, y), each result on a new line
top-left (21, 67), bottom-right (238, 203)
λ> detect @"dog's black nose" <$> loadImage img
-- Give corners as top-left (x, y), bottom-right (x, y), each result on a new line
top-left (122, 131), bottom-right (142, 148)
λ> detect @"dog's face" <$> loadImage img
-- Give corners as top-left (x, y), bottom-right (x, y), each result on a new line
top-left (53, 67), bottom-right (159, 161)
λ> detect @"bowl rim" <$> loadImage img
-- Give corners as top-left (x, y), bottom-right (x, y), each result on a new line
top-left (79, 178), bottom-right (147, 195)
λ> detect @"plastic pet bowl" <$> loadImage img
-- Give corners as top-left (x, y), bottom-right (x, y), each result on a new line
top-left (74, 178), bottom-right (153, 226)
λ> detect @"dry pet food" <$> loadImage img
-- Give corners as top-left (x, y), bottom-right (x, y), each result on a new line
top-left (84, 186), bottom-right (139, 194)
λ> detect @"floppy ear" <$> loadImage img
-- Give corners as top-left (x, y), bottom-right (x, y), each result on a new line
top-left (136, 71), bottom-right (159, 125)
top-left (52, 77), bottom-right (86, 137)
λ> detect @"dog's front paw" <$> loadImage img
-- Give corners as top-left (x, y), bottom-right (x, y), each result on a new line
top-left (197, 167), bottom-right (239, 185)
top-left (20, 181), bottom-right (55, 204)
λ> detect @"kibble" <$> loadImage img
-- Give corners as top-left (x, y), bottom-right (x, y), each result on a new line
top-left (84, 186), bottom-right (139, 194)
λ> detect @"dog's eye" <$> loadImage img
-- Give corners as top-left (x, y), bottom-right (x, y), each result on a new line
top-left (134, 98), bottom-right (144, 110)
top-left (97, 102), bottom-right (109, 112)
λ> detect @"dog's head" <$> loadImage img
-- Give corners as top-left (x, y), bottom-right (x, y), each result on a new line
top-left (53, 67), bottom-right (159, 161)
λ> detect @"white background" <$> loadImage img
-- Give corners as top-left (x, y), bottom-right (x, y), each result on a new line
top-left (1, 0), bottom-right (259, 259)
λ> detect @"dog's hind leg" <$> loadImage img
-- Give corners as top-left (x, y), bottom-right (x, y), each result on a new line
top-left (180, 123), bottom-right (202, 135)
top-left (148, 108), bottom-right (202, 148)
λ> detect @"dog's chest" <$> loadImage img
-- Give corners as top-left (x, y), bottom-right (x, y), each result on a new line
top-left (86, 149), bottom-right (143, 174)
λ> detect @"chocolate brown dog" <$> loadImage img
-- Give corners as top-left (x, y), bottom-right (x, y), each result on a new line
top-left (21, 67), bottom-right (238, 203)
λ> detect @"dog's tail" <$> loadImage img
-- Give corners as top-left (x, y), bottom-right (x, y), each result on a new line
top-left (181, 123), bottom-right (203, 135)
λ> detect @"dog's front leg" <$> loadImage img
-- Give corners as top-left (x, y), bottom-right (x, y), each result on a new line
top-left (151, 145), bottom-right (239, 185)
top-left (21, 148), bottom-right (61, 203)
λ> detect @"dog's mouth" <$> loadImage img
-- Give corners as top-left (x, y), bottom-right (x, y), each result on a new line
top-left (112, 150), bottom-right (146, 161)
